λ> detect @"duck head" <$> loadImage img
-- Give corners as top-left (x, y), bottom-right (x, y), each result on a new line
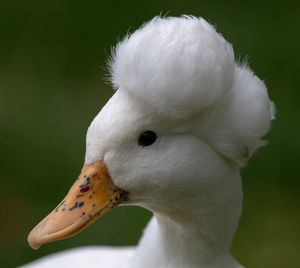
top-left (28, 16), bottom-right (274, 250)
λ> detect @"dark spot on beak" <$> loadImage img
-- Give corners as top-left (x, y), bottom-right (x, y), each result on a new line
top-left (69, 202), bottom-right (79, 211)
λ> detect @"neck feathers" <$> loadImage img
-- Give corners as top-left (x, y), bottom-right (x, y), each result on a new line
top-left (130, 172), bottom-right (243, 268)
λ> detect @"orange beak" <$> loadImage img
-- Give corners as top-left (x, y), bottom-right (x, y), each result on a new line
top-left (27, 159), bottom-right (128, 250)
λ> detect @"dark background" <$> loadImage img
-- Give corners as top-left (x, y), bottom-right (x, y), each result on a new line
top-left (1, 0), bottom-right (299, 267)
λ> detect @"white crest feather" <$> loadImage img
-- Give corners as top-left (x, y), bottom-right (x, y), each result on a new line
top-left (108, 16), bottom-right (274, 165)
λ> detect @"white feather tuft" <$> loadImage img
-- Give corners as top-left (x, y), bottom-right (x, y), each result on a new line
top-left (108, 15), bottom-right (274, 165)
top-left (109, 16), bottom-right (235, 119)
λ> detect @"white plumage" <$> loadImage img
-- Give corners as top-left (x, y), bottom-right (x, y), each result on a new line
top-left (22, 16), bottom-right (274, 268)
top-left (109, 16), bottom-right (235, 119)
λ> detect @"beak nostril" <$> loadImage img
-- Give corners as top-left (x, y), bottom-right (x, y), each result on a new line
top-left (80, 186), bottom-right (90, 193)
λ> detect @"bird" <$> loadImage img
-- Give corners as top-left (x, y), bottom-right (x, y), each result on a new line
top-left (22, 15), bottom-right (275, 268)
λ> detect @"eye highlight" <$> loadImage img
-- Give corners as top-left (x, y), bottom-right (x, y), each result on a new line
top-left (138, 131), bottom-right (157, 147)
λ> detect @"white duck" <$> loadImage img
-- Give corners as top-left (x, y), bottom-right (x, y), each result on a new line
top-left (23, 16), bottom-right (275, 268)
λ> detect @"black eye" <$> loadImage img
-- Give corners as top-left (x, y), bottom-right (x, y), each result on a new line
top-left (138, 131), bottom-right (157, 147)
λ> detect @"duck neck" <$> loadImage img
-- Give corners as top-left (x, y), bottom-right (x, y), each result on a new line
top-left (130, 174), bottom-right (243, 268)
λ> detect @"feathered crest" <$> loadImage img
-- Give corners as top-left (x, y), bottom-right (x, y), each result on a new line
top-left (107, 16), bottom-right (275, 165)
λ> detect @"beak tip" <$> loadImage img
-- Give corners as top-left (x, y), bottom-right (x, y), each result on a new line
top-left (28, 231), bottom-right (41, 250)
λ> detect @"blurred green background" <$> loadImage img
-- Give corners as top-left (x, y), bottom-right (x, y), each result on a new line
top-left (1, 0), bottom-right (299, 267)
